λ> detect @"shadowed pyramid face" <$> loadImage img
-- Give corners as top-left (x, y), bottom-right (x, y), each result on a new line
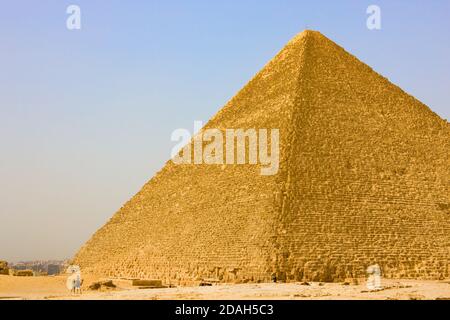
top-left (74, 30), bottom-right (450, 283)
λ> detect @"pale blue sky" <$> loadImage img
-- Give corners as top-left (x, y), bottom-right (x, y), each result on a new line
top-left (0, 0), bottom-right (449, 261)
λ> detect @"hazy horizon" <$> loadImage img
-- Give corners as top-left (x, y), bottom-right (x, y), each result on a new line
top-left (1, 0), bottom-right (449, 262)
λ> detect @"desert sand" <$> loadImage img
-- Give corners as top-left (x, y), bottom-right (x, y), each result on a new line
top-left (1, 275), bottom-right (449, 300)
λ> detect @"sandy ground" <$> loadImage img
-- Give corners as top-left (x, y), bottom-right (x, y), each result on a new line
top-left (1, 275), bottom-right (449, 300)
top-left (0, 275), bottom-right (68, 300)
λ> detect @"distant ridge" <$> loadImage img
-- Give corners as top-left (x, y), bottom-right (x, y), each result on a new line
top-left (74, 30), bottom-right (450, 283)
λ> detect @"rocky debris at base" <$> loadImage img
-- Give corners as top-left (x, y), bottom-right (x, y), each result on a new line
top-left (88, 280), bottom-right (116, 291)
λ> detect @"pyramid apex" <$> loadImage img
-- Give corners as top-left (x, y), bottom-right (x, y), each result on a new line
top-left (288, 29), bottom-right (329, 45)
top-left (301, 29), bottom-right (321, 35)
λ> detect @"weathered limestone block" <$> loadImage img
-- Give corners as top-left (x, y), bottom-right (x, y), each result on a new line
top-left (0, 260), bottom-right (9, 275)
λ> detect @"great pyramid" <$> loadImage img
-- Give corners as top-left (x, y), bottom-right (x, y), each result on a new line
top-left (74, 30), bottom-right (450, 283)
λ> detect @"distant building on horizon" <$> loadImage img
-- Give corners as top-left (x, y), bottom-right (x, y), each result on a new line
top-left (47, 264), bottom-right (60, 275)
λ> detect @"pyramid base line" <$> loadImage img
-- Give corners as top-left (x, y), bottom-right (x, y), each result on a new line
top-left (81, 259), bottom-right (450, 285)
